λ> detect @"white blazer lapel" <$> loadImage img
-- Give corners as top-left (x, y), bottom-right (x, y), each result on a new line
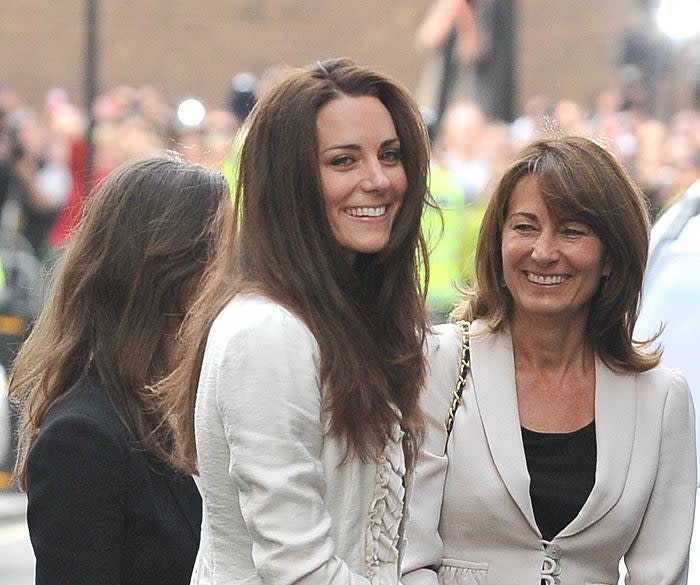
top-left (470, 323), bottom-right (540, 533)
top-left (559, 361), bottom-right (637, 537)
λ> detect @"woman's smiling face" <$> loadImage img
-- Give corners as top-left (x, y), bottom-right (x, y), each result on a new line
top-left (316, 94), bottom-right (407, 262)
top-left (501, 174), bottom-right (610, 323)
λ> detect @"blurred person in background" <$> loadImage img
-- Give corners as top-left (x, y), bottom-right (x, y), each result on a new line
top-left (633, 118), bottom-right (670, 214)
top-left (162, 58), bottom-right (432, 584)
top-left (414, 0), bottom-right (515, 123)
top-left (434, 100), bottom-right (490, 203)
top-left (201, 108), bottom-right (239, 171)
top-left (48, 85), bottom-right (169, 251)
top-left (590, 87), bottom-right (639, 167)
top-left (552, 98), bottom-right (593, 136)
top-left (420, 106), bottom-right (471, 323)
top-left (403, 135), bottom-right (695, 585)
top-left (414, 0), bottom-right (483, 116)
top-left (8, 153), bottom-right (230, 585)
top-left (221, 71), bottom-right (261, 194)
top-left (423, 102), bottom-right (519, 322)
top-left (658, 109), bottom-right (700, 208)
top-left (509, 93), bottom-right (551, 151)
top-left (0, 107), bottom-right (69, 260)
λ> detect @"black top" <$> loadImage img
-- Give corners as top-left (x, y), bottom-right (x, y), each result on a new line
top-left (26, 376), bottom-right (202, 585)
top-left (521, 420), bottom-right (596, 542)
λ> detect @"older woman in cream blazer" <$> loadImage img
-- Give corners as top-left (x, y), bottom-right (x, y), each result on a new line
top-left (404, 320), bottom-right (695, 585)
top-left (403, 137), bottom-right (696, 585)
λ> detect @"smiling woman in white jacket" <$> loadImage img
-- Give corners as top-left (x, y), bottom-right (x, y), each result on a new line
top-left (402, 136), bottom-right (696, 585)
top-left (162, 58), bottom-right (433, 585)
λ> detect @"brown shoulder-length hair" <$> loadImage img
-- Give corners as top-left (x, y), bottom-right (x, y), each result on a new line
top-left (9, 152), bottom-right (230, 489)
top-left (164, 58), bottom-right (432, 473)
top-left (453, 135), bottom-right (660, 372)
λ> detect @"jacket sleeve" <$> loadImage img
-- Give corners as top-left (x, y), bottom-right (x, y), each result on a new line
top-left (625, 369), bottom-right (697, 585)
top-left (402, 325), bottom-right (460, 585)
top-left (26, 413), bottom-right (126, 585)
top-left (212, 307), bottom-right (372, 585)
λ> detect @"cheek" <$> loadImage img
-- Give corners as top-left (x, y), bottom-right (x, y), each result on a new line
top-left (500, 237), bottom-right (519, 268)
top-left (319, 172), bottom-right (344, 209)
top-left (393, 167), bottom-right (408, 203)
top-left (586, 241), bottom-right (609, 274)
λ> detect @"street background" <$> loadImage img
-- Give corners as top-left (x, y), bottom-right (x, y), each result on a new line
top-left (0, 490), bottom-right (33, 585)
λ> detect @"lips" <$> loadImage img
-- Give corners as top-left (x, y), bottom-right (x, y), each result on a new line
top-left (344, 205), bottom-right (387, 218)
top-left (525, 271), bottom-right (568, 285)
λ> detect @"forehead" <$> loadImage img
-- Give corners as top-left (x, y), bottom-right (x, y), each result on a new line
top-left (316, 95), bottom-right (397, 148)
top-left (506, 174), bottom-right (585, 223)
top-left (506, 175), bottom-right (546, 213)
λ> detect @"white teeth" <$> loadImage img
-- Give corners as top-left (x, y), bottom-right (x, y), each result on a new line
top-left (346, 206), bottom-right (386, 217)
top-left (527, 273), bottom-right (566, 285)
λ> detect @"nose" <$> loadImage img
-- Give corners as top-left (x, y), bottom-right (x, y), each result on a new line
top-left (360, 161), bottom-right (391, 192)
top-left (531, 232), bottom-right (559, 264)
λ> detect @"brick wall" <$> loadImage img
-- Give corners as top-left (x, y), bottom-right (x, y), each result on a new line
top-left (518, 0), bottom-right (639, 107)
top-left (1, 0), bottom-right (645, 116)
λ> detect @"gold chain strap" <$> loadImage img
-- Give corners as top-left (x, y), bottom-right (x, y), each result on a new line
top-left (445, 320), bottom-right (471, 450)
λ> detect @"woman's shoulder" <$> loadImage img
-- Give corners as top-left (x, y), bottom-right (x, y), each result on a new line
top-left (426, 322), bottom-right (462, 359)
top-left (30, 378), bottom-right (129, 462)
top-left (423, 323), bottom-right (464, 410)
top-left (207, 292), bottom-right (319, 358)
top-left (602, 361), bottom-right (693, 411)
top-left (41, 377), bottom-right (121, 429)
top-left (636, 363), bottom-right (692, 400)
top-left (426, 320), bottom-right (490, 364)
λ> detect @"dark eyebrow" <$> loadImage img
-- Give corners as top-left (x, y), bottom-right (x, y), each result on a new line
top-left (508, 211), bottom-right (538, 221)
top-left (321, 137), bottom-right (400, 154)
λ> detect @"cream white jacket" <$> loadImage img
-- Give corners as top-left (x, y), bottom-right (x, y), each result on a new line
top-left (192, 294), bottom-right (406, 585)
top-left (402, 321), bottom-right (696, 585)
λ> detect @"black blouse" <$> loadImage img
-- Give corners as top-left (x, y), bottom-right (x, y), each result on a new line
top-left (521, 420), bottom-right (597, 542)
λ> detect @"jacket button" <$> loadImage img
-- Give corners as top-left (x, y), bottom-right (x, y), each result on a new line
top-left (545, 543), bottom-right (562, 560)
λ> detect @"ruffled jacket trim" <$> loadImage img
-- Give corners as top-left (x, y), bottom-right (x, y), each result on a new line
top-left (365, 424), bottom-right (406, 584)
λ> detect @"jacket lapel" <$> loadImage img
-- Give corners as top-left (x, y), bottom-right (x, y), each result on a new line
top-left (470, 322), bottom-right (540, 533)
top-left (559, 361), bottom-right (636, 537)
top-left (470, 322), bottom-right (637, 538)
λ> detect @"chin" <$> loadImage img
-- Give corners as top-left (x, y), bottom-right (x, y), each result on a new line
top-left (343, 238), bottom-right (392, 256)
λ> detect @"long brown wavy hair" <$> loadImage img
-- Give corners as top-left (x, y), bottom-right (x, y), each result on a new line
top-left (164, 58), bottom-right (432, 474)
top-left (453, 135), bottom-right (660, 372)
top-left (9, 153), bottom-right (230, 489)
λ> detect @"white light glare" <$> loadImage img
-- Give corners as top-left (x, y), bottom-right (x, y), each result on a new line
top-left (656, 0), bottom-right (700, 41)
top-left (177, 98), bottom-right (206, 127)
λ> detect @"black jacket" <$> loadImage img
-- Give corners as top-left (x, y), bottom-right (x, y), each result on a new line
top-left (26, 376), bottom-right (201, 585)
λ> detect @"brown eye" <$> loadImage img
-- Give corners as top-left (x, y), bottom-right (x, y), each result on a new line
top-left (330, 155), bottom-right (354, 167)
top-left (380, 149), bottom-right (402, 163)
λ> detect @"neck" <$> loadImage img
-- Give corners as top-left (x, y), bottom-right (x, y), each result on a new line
top-left (509, 311), bottom-right (591, 371)
top-left (509, 312), bottom-right (596, 432)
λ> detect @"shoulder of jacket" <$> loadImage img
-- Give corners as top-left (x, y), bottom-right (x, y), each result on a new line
top-left (426, 322), bottom-right (462, 357)
top-left (637, 364), bottom-right (692, 398)
top-left (207, 293), bottom-right (319, 365)
top-left (37, 379), bottom-right (129, 449)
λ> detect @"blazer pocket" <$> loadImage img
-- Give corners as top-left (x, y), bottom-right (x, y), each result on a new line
top-left (437, 558), bottom-right (489, 585)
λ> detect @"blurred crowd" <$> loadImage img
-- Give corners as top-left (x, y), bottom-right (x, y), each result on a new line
top-left (0, 72), bottom-right (698, 293)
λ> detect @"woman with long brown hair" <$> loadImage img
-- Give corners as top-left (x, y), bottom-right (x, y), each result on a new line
top-left (163, 58), bottom-right (432, 584)
top-left (9, 152), bottom-right (230, 585)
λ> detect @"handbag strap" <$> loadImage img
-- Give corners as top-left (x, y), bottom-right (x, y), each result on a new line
top-left (444, 320), bottom-right (470, 451)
